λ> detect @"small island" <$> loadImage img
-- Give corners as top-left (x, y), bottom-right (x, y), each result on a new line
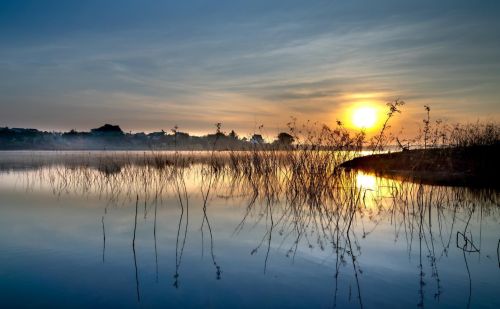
top-left (341, 144), bottom-right (500, 188)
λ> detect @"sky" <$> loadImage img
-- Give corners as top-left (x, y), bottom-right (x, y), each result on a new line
top-left (1, 0), bottom-right (499, 136)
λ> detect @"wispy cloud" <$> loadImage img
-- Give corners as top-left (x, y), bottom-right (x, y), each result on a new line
top-left (0, 0), bottom-right (499, 133)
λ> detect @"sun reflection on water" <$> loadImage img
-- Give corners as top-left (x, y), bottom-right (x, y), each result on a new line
top-left (356, 171), bottom-right (377, 191)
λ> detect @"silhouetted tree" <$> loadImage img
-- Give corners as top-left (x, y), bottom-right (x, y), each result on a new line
top-left (229, 130), bottom-right (238, 140)
top-left (91, 124), bottom-right (124, 136)
top-left (276, 132), bottom-right (294, 145)
top-left (210, 122), bottom-right (226, 140)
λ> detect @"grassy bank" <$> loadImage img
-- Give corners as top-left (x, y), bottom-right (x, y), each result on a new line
top-left (340, 144), bottom-right (500, 187)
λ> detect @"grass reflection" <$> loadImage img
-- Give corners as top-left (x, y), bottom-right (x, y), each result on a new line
top-left (2, 155), bottom-right (499, 308)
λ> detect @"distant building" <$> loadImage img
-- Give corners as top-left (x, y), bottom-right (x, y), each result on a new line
top-left (250, 134), bottom-right (264, 144)
top-left (11, 128), bottom-right (40, 134)
top-left (148, 130), bottom-right (166, 140)
top-left (175, 131), bottom-right (190, 140)
top-left (62, 129), bottom-right (90, 138)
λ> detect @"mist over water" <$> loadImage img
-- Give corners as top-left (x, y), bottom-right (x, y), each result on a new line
top-left (0, 152), bottom-right (499, 308)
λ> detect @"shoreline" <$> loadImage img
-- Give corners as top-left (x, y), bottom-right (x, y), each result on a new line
top-left (340, 145), bottom-right (500, 188)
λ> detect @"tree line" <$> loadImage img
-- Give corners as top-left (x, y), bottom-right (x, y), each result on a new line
top-left (0, 123), bottom-right (295, 150)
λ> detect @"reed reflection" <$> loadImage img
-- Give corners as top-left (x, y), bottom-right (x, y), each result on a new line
top-left (4, 156), bottom-right (499, 308)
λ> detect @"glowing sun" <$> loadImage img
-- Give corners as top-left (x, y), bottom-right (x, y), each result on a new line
top-left (352, 106), bottom-right (377, 129)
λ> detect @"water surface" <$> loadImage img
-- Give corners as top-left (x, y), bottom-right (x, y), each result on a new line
top-left (0, 152), bottom-right (498, 308)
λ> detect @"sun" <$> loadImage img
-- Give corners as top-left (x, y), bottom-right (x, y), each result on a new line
top-left (351, 106), bottom-right (377, 129)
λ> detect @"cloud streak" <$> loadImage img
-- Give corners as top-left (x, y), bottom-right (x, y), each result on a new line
top-left (0, 0), bottom-right (499, 134)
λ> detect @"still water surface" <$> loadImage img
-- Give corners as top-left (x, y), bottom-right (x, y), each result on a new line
top-left (0, 152), bottom-right (498, 308)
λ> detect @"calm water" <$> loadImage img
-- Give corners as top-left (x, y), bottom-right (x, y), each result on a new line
top-left (0, 152), bottom-right (498, 308)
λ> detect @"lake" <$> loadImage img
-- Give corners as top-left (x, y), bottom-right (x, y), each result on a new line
top-left (0, 151), bottom-right (498, 308)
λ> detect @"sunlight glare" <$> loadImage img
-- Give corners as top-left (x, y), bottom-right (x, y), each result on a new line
top-left (352, 106), bottom-right (377, 129)
top-left (356, 171), bottom-right (376, 191)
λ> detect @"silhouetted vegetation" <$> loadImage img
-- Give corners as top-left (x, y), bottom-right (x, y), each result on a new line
top-left (342, 104), bottom-right (500, 187)
top-left (0, 123), bottom-right (307, 150)
top-left (2, 100), bottom-right (499, 189)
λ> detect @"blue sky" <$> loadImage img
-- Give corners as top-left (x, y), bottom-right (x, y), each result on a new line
top-left (1, 0), bottom-right (499, 134)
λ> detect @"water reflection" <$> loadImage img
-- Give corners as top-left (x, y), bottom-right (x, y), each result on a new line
top-left (356, 171), bottom-right (376, 191)
top-left (173, 168), bottom-right (190, 289)
top-left (0, 159), bottom-right (499, 308)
